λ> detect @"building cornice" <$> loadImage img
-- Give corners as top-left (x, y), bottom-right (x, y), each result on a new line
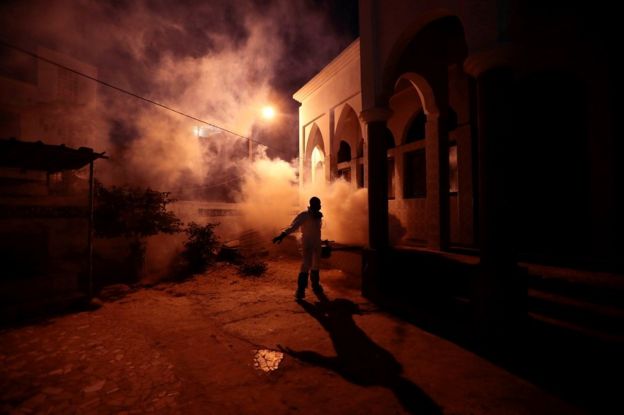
top-left (293, 38), bottom-right (360, 103)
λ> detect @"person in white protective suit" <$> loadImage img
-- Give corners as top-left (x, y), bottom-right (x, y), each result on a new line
top-left (273, 196), bottom-right (324, 300)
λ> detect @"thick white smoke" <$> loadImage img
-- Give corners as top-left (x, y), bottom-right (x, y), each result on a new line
top-left (1, 0), bottom-right (368, 280)
top-left (237, 156), bottom-right (369, 246)
top-left (0, 0), bottom-right (352, 193)
top-left (300, 176), bottom-right (369, 245)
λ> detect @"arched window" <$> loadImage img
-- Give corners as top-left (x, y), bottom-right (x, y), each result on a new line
top-left (337, 141), bottom-right (352, 182)
top-left (337, 141), bottom-right (351, 163)
top-left (405, 111), bottom-right (426, 143)
top-left (404, 150), bottom-right (426, 198)
top-left (311, 146), bottom-right (325, 184)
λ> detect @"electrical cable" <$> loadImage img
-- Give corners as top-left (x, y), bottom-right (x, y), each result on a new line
top-left (0, 39), bottom-right (290, 153)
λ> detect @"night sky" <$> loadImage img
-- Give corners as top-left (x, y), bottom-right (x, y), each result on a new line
top-left (0, 0), bottom-right (359, 166)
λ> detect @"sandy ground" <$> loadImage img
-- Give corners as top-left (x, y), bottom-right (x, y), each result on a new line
top-left (0, 257), bottom-right (584, 414)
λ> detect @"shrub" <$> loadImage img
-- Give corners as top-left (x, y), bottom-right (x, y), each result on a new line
top-left (94, 182), bottom-right (181, 281)
top-left (94, 182), bottom-right (181, 239)
top-left (182, 222), bottom-right (220, 273)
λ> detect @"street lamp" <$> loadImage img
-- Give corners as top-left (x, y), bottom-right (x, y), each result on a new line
top-left (261, 105), bottom-right (276, 120)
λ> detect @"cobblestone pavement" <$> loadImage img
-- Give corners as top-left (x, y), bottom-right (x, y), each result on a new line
top-left (0, 257), bottom-right (584, 414)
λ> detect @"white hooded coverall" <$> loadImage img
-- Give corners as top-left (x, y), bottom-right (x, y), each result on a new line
top-left (282, 209), bottom-right (322, 273)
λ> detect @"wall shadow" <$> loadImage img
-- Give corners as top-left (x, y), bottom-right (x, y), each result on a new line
top-left (279, 296), bottom-right (441, 415)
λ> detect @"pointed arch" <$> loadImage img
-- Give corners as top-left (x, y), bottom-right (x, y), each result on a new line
top-left (304, 123), bottom-right (326, 184)
top-left (395, 72), bottom-right (439, 117)
top-left (337, 141), bottom-right (352, 163)
top-left (333, 103), bottom-right (362, 158)
top-left (305, 123), bottom-right (325, 163)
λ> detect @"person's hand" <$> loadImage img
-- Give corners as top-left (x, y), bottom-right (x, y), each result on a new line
top-left (272, 232), bottom-right (286, 244)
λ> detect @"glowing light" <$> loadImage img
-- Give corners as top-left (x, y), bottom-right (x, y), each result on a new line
top-left (261, 106), bottom-right (276, 120)
top-left (311, 146), bottom-right (325, 184)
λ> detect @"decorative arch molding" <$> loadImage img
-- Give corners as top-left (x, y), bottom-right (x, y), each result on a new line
top-left (305, 123), bottom-right (325, 163)
top-left (333, 103), bottom-right (362, 159)
top-left (395, 72), bottom-right (439, 117)
top-left (304, 123), bottom-right (326, 183)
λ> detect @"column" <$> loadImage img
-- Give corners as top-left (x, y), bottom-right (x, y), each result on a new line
top-left (360, 107), bottom-right (392, 298)
top-left (361, 108), bottom-right (392, 250)
top-left (425, 112), bottom-right (442, 249)
top-left (424, 104), bottom-right (450, 251)
top-left (465, 47), bottom-right (525, 348)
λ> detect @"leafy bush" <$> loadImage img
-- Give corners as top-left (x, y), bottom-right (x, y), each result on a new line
top-left (94, 182), bottom-right (182, 238)
top-left (94, 182), bottom-right (182, 280)
top-left (181, 222), bottom-right (220, 273)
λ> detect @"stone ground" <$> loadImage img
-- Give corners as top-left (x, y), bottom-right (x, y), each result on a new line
top-left (0, 256), bottom-right (586, 414)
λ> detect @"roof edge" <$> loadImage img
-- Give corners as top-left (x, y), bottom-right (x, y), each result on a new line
top-left (293, 38), bottom-right (360, 103)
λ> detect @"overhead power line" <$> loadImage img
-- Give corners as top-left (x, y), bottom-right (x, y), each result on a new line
top-left (0, 39), bottom-right (287, 153)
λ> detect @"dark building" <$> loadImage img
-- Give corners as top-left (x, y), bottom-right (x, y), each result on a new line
top-left (295, 1), bottom-right (622, 409)
top-left (0, 138), bottom-right (105, 321)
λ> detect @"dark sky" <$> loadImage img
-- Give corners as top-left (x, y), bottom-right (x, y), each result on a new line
top-left (274, 0), bottom-right (359, 93)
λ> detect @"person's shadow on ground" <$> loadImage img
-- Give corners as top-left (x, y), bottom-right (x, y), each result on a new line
top-left (279, 296), bottom-right (442, 415)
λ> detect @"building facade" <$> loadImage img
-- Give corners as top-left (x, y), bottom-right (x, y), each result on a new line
top-left (294, 0), bottom-right (621, 339)
top-left (0, 45), bottom-right (102, 320)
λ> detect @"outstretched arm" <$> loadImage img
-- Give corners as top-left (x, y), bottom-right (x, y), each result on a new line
top-left (272, 232), bottom-right (287, 244)
top-left (273, 212), bottom-right (305, 244)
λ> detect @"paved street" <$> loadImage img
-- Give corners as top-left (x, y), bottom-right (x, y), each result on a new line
top-left (1, 257), bottom-right (583, 414)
